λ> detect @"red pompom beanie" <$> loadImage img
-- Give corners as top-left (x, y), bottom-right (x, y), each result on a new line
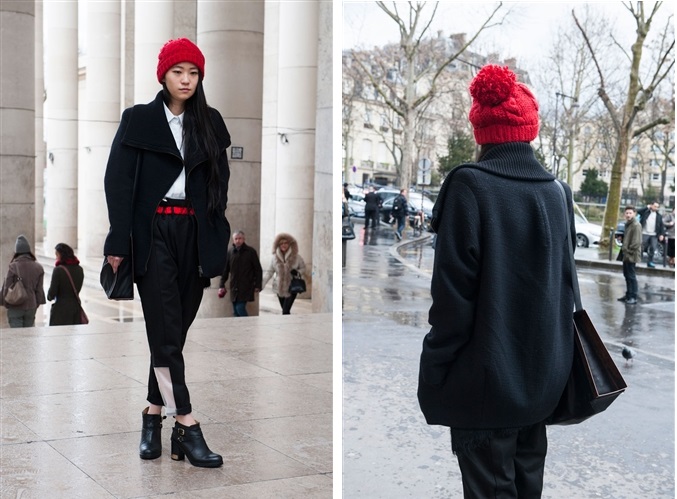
top-left (156, 38), bottom-right (205, 83)
top-left (468, 65), bottom-right (539, 145)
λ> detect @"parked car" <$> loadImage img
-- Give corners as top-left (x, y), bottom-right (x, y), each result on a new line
top-left (348, 198), bottom-right (366, 218)
top-left (574, 213), bottom-right (602, 247)
top-left (376, 188), bottom-right (435, 219)
top-left (379, 196), bottom-right (430, 229)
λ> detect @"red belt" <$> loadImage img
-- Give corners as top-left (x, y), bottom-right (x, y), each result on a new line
top-left (156, 206), bottom-right (195, 215)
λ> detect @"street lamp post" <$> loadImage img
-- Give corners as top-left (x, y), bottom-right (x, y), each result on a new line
top-left (552, 92), bottom-right (578, 179)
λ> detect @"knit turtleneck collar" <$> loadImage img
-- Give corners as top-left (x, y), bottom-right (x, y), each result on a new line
top-left (470, 142), bottom-right (555, 182)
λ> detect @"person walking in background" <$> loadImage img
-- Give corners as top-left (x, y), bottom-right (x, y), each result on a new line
top-left (104, 38), bottom-right (230, 467)
top-left (343, 182), bottom-right (352, 201)
top-left (47, 243), bottom-right (85, 325)
top-left (617, 205), bottom-right (642, 305)
top-left (417, 64), bottom-right (575, 498)
top-left (662, 208), bottom-right (675, 267)
top-left (637, 201), bottom-right (665, 268)
top-left (218, 230), bottom-right (263, 317)
top-left (363, 186), bottom-right (381, 230)
top-left (0, 235), bottom-right (46, 328)
top-left (392, 188), bottom-right (408, 240)
top-left (261, 233), bottom-right (306, 315)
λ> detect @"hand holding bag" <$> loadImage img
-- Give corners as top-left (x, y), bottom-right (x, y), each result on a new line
top-left (60, 266), bottom-right (89, 325)
top-left (4, 272), bottom-right (28, 306)
top-left (100, 256), bottom-right (134, 300)
top-left (548, 181), bottom-right (627, 425)
top-left (289, 269), bottom-right (306, 294)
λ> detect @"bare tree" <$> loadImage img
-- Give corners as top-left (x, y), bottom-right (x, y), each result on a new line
top-left (573, 2), bottom-right (674, 248)
top-left (348, 1), bottom-right (505, 189)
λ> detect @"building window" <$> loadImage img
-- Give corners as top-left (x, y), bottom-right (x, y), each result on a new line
top-left (652, 173), bottom-right (660, 181)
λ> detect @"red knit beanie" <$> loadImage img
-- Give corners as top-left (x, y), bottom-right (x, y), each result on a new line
top-left (468, 65), bottom-right (539, 145)
top-left (156, 38), bottom-right (205, 83)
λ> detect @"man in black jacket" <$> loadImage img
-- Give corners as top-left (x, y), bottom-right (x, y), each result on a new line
top-left (218, 230), bottom-right (263, 316)
top-left (363, 186), bottom-right (381, 230)
top-left (418, 65), bottom-right (575, 498)
top-left (637, 202), bottom-right (665, 268)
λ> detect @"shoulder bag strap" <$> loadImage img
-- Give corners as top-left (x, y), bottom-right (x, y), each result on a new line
top-left (60, 266), bottom-right (82, 305)
top-left (555, 180), bottom-right (582, 312)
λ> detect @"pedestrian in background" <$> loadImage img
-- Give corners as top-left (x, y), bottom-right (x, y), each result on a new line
top-left (663, 208), bottom-right (675, 267)
top-left (392, 188), bottom-right (408, 240)
top-left (637, 201), bottom-right (665, 268)
top-left (47, 243), bottom-right (85, 325)
top-left (218, 230), bottom-right (263, 317)
top-left (0, 235), bottom-right (46, 328)
top-left (363, 186), bottom-right (381, 230)
top-left (417, 64), bottom-right (575, 498)
top-left (618, 205), bottom-right (642, 304)
top-left (104, 38), bottom-right (230, 468)
top-left (343, 182), bottom-right (352, 201)
top-left (261, 233), bottom-right (306, 315)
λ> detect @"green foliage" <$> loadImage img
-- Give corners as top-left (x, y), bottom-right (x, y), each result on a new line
top-left (437, 132), bottom-right (476, 178)
top-left (579, 168), bottom-right (609, 199)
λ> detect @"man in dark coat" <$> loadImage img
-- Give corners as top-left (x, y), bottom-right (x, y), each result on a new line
top-left (418, 64), bottom-right (575, 498)
top-left (618, 206), bottom-right (642, 304)
top-left (218, 230), bottom-right (263, 317)
top-left (391, 189), bottom-right (408, 240)
top-left (363, 186), bottom-right (381, 230)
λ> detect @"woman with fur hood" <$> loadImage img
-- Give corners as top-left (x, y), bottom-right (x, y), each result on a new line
top-left (261, 233), bottom-right (306, 314)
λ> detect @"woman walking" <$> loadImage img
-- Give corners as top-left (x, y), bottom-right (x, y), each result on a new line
top-left (103, 38), bottom-right (231, 467)
top-left (261, 233), bottom-right (306, 315)
top-left (47, 243), bottom-right (85, 325)
top-left (1, 235), bottom-right (46, 328)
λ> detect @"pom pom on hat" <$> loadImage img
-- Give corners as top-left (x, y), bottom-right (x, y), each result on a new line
top-left (156, 38), bottom-right (205, 83)
top-left (468, 64), bottom-right (539, 145)
top-left (15, 235), bottom-right (31, 255)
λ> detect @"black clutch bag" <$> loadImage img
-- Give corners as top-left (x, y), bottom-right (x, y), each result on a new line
top-left (100, 256), bottom-right (134, 300)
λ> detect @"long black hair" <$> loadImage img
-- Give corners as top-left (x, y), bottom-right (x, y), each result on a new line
top-left (55, 243), bottom-right (76, 260)
top-left (162, 80), bottom-right (222, 217)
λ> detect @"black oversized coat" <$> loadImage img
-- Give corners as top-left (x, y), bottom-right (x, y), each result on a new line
top-left (219, 243), bottom-right (263, 302)
top-left (47, 264), bottom-right (85, 325)
top-left (103, 91), bottom-right (231, 279)
top-left (418, 142), bottom-right (576, 429)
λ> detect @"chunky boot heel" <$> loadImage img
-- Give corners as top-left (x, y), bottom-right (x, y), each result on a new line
top-left (170, 421), bottom-right (223, 468)
top-left (170, 440), bottom-right (185, 461)
top-left (139, 407), bottom-right (165, 460)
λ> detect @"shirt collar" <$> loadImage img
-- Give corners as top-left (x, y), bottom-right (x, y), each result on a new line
top-left (163, 102), bottom-right (184, 125)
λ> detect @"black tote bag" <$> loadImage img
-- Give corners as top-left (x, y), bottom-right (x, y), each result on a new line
top-left (548, 181), bottom-right (627, 425)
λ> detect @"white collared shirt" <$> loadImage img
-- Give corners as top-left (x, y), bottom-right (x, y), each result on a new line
top-left (163, 102), bottom-right (186, 199)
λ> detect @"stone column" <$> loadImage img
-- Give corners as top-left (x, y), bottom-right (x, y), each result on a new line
top-left (35, 1), bottom-right (45, 241)
top-left (261, 0), bottom-right (319, 297)
top-left (197, 1), bottom-right (264, 316)
top-left (80, 0), bottom-right (120, 258)
top-left (44, 0), bottom-right (79, 251)
top-left (0, 1), bottom-right (35, 324)
top-left (311, 2), bottom-right (332, 313)
top-left (134, 0), bottom-right (173, 104)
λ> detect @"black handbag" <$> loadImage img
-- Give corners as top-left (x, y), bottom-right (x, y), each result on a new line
top-left (289, 269), bottom-right (306, 294)
top-left (548, 181), bottom-right (627, 425)
top-left (100, 255), bottom-right (134, 300)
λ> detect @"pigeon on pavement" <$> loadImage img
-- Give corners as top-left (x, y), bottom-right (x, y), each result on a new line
top-left (622, 345), bottom-right (635, 364)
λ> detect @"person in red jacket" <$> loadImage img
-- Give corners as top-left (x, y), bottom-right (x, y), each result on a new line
top-left (418, 65), bottom-right (576, 498)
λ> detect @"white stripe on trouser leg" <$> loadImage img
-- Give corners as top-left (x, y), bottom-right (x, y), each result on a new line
top-left (154, 367), bottom-right (178, 416)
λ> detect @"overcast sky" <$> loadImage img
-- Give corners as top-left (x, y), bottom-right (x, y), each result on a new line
top-left (343, 1), bottom-right (673, 74)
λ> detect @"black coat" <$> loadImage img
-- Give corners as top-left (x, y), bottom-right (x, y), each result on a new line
top-left (219, 243), bottom-right (263, 302)
top-left (418, 142), bottom-right (576, 429)
top-left (364, 191), bottom-right (380, 211)
top-left (47, 264), bottom-right (84, 325)
top-left (103, 91), bottom-right (231, 279)
top-left (637, 206), bottom-right (665, 237)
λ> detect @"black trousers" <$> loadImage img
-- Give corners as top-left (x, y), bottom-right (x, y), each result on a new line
top-left (136, 211), bottom-right (205, 416)
top-left (277, 293), bottom-right (297, 315)
top-left (622, 261), bottom-right (638, 299)
top-left (454, 422), bottom-right (547, 499)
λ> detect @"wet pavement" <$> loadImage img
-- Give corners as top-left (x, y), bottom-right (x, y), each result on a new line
top-left (342, 219), bottom-right (675, 498)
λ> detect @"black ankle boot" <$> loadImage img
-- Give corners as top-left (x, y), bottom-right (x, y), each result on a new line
top-left (171, 421), bottom-right (223, 468)
top-left (139, 407), bottom-right (165, 459)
